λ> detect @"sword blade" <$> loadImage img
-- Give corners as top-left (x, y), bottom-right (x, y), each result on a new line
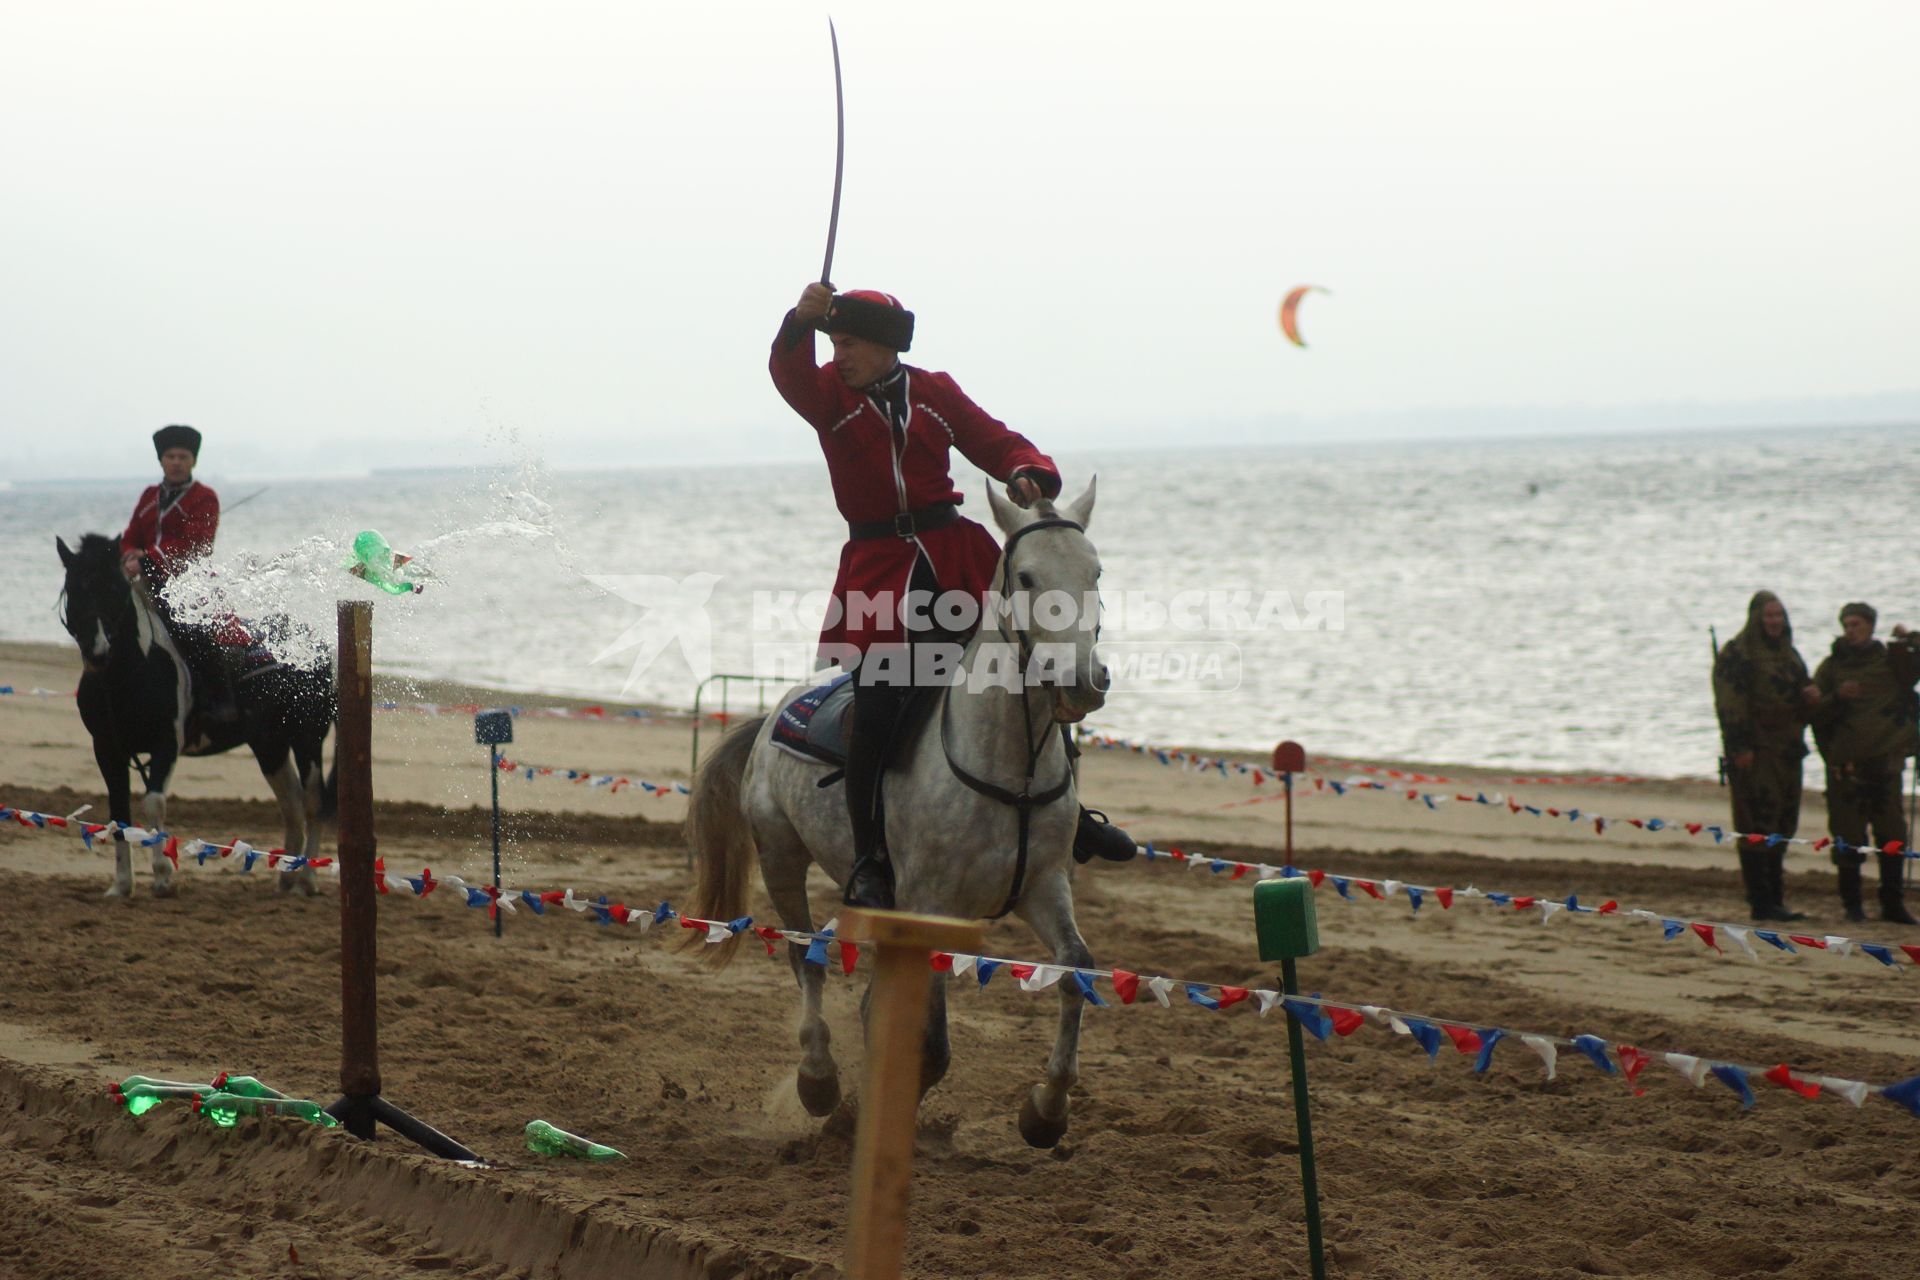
top-left (820, 17), bottom-right (844, 286)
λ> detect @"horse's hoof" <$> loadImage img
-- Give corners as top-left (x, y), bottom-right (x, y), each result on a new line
top-left (277, 872), bottom-right (296, 894)
top-left (151, 880), bottom-right (178, 900)
top-left (1018, 1089), bottom-right (1069, 1150)
top-left (103, 883), bottom-right (131, 899)
top-left (797, 1070), bottom-right (842, 1118)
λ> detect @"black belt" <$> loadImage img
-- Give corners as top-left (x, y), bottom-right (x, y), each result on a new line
top-left (848, 502), bottom-right (958, 541)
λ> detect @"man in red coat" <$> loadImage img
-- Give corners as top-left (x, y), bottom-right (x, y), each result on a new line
top-left (121, 425), bottom-right (220, 586)
top-left (771, 283), bottom-right (1134, 909)
top-left (120, 424), bottom-right (234, 719)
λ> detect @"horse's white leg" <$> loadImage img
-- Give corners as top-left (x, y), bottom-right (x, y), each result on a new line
top-left (107, 832), bottom-right (133, 897)
top-left (1014, 868), bottom-right (1093, 1149)
top-left (758, 816), bottom-right (841, 1116)
top-left (141, 790), bottom-right (176, 898)
top-left (297, 751), bottom-right (324, 894)
top-left (256, 750), bottom-right (314, 897)
top-left (90, 729), bottom-right (135, 897)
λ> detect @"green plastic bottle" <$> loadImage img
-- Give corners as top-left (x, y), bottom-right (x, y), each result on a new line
top-left (347, 530), bottom-right (422, 595)
top-left (114, 1074), bottom-right (207, 1094)
top-left (112, 1083), bottom-right (208, 1116)
top-left (196, 1092), bottom-right (340, 1129)
top-left (524, 1119), bottom-right (625, 1161)
top-left (210, 1072), bottom-right (288, 1100)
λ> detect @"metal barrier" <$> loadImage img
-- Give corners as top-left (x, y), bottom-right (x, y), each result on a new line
top-left (688, 673), bottom-right (793, 778)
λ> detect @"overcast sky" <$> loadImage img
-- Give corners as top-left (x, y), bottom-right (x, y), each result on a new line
top-left (2, 1), bottom-right (1916, 479)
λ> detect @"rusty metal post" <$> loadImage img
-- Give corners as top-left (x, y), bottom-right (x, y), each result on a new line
top-left (324, 600), bottom-right (481, 1162)
top-left (335, 601), bottom-right (381, 1128)
top-left (1274, 740), bottom-right (1307, 865)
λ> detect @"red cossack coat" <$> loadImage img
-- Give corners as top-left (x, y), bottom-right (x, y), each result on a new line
top-left (769, 312), bottom-right (1061, 656)
top-left (120, 480), bottom-right (220, 583)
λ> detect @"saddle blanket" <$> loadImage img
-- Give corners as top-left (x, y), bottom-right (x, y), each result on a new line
top-left (770, 673), bottom-right (856, 767)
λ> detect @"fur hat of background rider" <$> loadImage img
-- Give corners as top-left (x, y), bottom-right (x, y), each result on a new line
top-left (152, 424), bottom-right (202, 459)
top-left (814, 289), bottom-right (915, 353)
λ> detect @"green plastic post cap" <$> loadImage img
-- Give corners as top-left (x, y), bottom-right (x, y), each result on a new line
top-left (1254, 878), bottom-right (1320, 960)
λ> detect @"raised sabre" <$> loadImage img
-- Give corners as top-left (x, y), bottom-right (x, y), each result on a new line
top-left (820, 17), bottom-right (845, 287)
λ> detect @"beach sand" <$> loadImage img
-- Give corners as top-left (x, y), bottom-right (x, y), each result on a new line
top-left (2, 638), bottom-right (1915, 1280)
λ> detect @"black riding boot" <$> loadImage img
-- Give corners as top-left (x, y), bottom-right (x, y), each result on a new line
top-left (841, 680), bottom-right (908, 911)
top-left (1765, 850), bottom-right (1805, 921)
top-left (1073, 808), bottom-right (1139, 863)
top-left (1055, 728), bottom-right (1138, 864)
top-left (1737, 846), bottom-right (1771, 921)
top-left (1879, 854), bottom-right (1917, 925)
top-left (1838, 860), bottom-right (1868, 923)
top-left (178, 625), bottom-right (239, 724)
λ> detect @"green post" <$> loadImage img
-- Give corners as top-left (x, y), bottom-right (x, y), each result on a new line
top-left (1254, 878), bottom-right (1326, 1280)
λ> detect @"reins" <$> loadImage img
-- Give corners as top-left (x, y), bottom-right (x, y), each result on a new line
top-left (939, 515), bottom-right (1084, 920)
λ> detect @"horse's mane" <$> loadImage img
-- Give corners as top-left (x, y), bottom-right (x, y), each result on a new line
top-left (69, 533), bottom-right (122, 570)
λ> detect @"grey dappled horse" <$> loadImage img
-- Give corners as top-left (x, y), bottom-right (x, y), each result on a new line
top-left (689, 481), bottom-right (1108, 1148)
top-left (57, 534), bottom-right (333, 897)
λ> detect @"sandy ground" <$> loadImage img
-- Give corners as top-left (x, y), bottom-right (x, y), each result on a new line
top-left (3, 639), bottom-right (1918, 1280)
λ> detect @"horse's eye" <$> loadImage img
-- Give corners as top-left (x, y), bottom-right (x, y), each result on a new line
top-left (1017, 571), bottom-right (1035, 589)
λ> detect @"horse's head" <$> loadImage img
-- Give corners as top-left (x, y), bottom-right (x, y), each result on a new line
top-left (56, 534), bottom-right (136, 672)
top-left (986, 478), bottom-right (1108, 723)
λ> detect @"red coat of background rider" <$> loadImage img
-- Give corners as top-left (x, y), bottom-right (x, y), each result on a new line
top-left (120, 424), bottom-right (220, 585)
top-left (769, 287), bottom-right (1060, 657)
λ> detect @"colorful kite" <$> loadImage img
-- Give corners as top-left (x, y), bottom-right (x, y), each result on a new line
top-left (1279, 285), bottom-right (1328, 348)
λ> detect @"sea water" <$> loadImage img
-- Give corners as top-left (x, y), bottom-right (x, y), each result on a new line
top-left (4, 424), bottom-right (1915, 778)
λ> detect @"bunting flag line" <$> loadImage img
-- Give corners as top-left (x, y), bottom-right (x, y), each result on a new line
top-left (0, 683), bottom-right (711, 725)
top-left (1112, 835), bottom-right (1920, 977)
top-left (1074, 726), bottom-right (1695, 789)
top-left (372, 699), bottom-right (710, 726)
top-left (1075, 728), bottom-right (1911, 862)
top-left (2, 800), bottom-right (1914, 1123)
top-left (491, 756), bottom-right (690, 800)
top-left (9, 795), bottom-right (1917, 982)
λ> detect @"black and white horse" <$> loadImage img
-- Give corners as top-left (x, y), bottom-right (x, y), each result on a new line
top-left (56, 534), bottom-right (334, 897)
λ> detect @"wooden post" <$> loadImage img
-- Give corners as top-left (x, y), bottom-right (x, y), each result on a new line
top-left (335, 601), bottom-right (381, 1126)
top-left (839, 909), bottom-right (983, 1280)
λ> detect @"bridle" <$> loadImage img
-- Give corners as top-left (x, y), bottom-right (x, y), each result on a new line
top-left (940, 515), bottom-right (1089, 919)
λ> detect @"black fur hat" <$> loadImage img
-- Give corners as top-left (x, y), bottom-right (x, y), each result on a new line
top-left (153, 424), bottom-right (202, 459)
top-left (817, 289), bottom-right (915, 352)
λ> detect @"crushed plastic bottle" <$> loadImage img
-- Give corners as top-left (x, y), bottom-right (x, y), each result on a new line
top-left (210, 1072), bottom-right (288, 1100)
top-left (195, 1092), bottom-right (340, 1129)
top-left (111, 1083), bottom-right (208, 1116)
top-left (524, 1119), bottom-right (625, 1161)
top-left (346, 530), bottom-right (423, 595)
top-left (113, 1074), bottom-right (206, 1094)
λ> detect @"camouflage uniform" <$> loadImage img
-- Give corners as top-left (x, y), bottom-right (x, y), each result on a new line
top-left (1811, 613), bottom-right (1920, 921)
top-left (1712, 591), bottom-right (1810, 918)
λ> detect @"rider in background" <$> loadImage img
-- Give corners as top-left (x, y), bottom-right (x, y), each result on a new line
top-left (119, 424), bottom-right (235, 721)
top-left (121, 425), bottom-right (219, 584)
top-left (770, 283), bottom-right (1136, 910)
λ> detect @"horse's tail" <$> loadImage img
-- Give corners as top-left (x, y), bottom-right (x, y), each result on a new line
top-left (685, 714), bottom-right (766, 968)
